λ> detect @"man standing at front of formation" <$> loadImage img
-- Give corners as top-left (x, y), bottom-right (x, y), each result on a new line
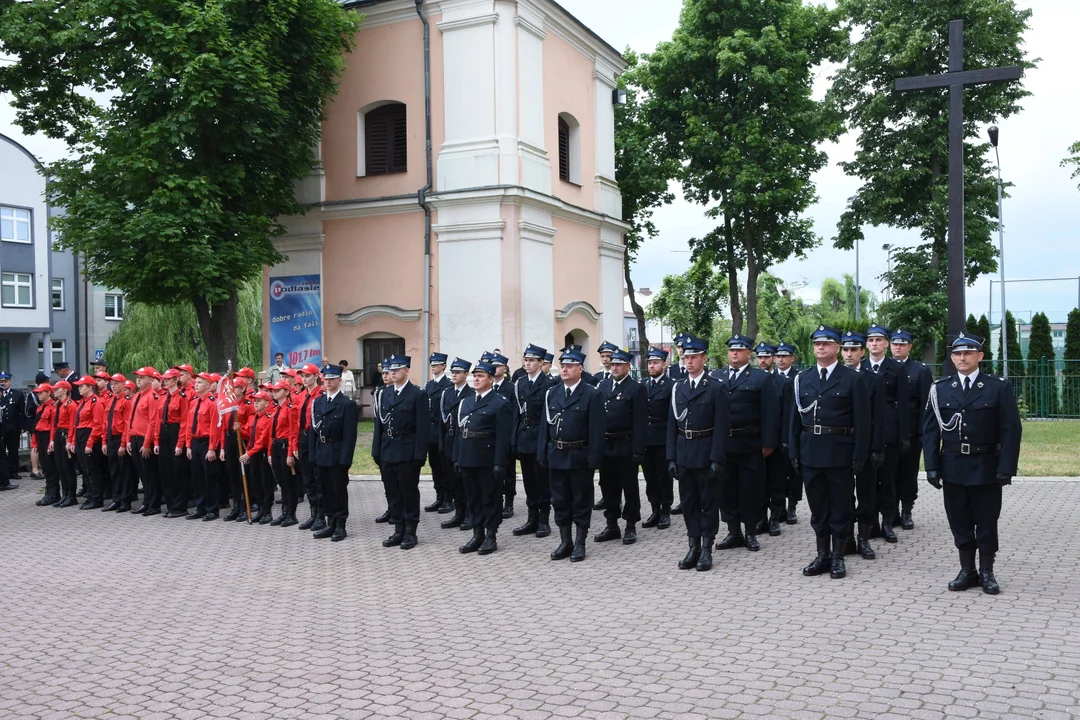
top-left (371, 354), bottom-right (428, 550)
top-left (539, 347), bottom-right (605, 563)
top-left (423, 353), bottom-right (452, 514)
top-left (511, 345), bottom-right (553, 539)
top-left (712, 336), bottom-right (779, 553)
top-left (891, 329), bottom-right (932, 530)
top-left (595, 349), bottom-right (647, 546)
top-left (789, 326), bottom-right (871, 580)
top-left (666, 335), bottom-right (730, 572)
top-left (310, 364), bottom-right (358, 542)
top-left (864, 325), bottom-right (910, 543)
top-left (923, 333), bottom-right (1021, 595)
top-left (641, 347), bottom-right (674, 530)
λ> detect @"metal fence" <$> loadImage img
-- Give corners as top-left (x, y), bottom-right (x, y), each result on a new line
top-left (927, 358), bottom-right (1080, 420)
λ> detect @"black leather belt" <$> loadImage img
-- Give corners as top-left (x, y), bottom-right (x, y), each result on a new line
top-left (317, 436), bottom-right (341, 444)
top-left (647, 417), bottom-right (665, 425)
top-left (681, 428), bottom-right (713, 439)
top-left (460, 429), bottom-right (491, 439)
top-left (271, 438), bottom-right (287, 445)
top-left (803, 424), bottom-right (854, 436)
top-left (605, 430), bottom-right (631, 440)
top-left (554, 439), bottom-right (586, 449)
top-left (730, 425), bottom-right (760, 436)
top-left (908, 401), bottom-right (920, 409)
top-left (944, 441), bottom-right (998, 455)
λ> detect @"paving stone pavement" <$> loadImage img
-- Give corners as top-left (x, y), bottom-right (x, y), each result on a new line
top-left (2, 477), bottom-right (1079, 720)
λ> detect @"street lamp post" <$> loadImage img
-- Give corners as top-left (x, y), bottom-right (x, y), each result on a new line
top-left (854, 237), bottom-right (860, 323)
top-left (989, 125), bottom-right (1007, 378)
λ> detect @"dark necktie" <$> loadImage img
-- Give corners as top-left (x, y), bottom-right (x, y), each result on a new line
top-left (964, 376), bottom-right (971, 393)
top-left (74, 400), bottom-right (83, 427)
top-left (565, 387), bottom-right (571, 400)
top-left (272, 407), bottom-right (280, 436)
top-left (821, 368), bottom-right (828, 384)
top-left (161, 392), bottom-right (171, 425)
top-left (107, 398), bottom-right (117, 437)
top-left (129, 391), bottom-right (142, 426)
top-left (249, 415), bottom-right (258, 446)
top-left (191, 397), bottom-right (202, 436)
top-left (873, 363), bottom-right (880, 373)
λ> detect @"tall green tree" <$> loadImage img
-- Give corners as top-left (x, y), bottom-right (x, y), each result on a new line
top-left (644, 0), bottom-right (846, 339)
top-left (1063, 308), bottom-right (1080, 415)
top-left (966, 314), bottom-right (980, 335)
top-left (616, 50), bottom-right (678, 370)
top-left (647, 254), bottom-right (728, 342)
top-left (976, 314), bottom-right (993, 371)
top-left (998, 309), bottom-right (1023, 381)
top-left (828, 0), bottom-right (1035, 362)
top-left (0, 0), bottom-right (359, 369)
top-left (1026, 312), bottom-right (1057, 417)
top-left (104, 278), bottom-right (263, 374)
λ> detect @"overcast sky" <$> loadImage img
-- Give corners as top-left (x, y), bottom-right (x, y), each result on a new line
top-left (3, 0), bottom-right (1077, 323)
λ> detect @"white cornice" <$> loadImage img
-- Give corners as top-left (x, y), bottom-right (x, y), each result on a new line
top-left (432, 219), bottom-right (506, 243)
top-left (437, 13), bottom-right (498, 32)
top-left (337, 304), bottom-right (422, 325)
top-left (592, 69), bottom-right (617, 88)
top-left (318, 196), bottom-right (423, 220)
top-left (273, 234), bottom-right (325, 254)
top-left (519, 220), bottom-right (556, 244)
top-left (514, 14), bottom-right (546, 40)
top-left (555, 300), bottom-right (601, 324)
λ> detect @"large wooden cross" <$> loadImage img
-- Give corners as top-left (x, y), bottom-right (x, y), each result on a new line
top-left (895, 20), bottom-right (1021, 351)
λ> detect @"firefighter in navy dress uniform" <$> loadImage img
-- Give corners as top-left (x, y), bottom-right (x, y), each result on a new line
top-left (863, 324), bottom-right (910, 543)
top-left (594, 348), bottom-right (647, 546)
top-left (789, 325), bottom-right (871, 580)
top-left (308, 364), bottom-right (358, 542)
top-left (511, 344), bottom-right (554, 539)
top-left (641, 347), bottom-right (674, 530)
top-left (538, 347), bottom-right (605, 563)
top-left (891, 328), bottom-right (933, 530)
top-left (666, 335), bottom-right (730, 572)
top-left (759, 342), bottom-right (793, 535)
top-left (423, 352), bottom-right (453, 514)
top-left (923, 333), bottom-right (1021, 595)
top-left (774, 342), bottom-right (802, 523)
top-left (454, 360), bottom-right (514, 555)
top-left (840, 331), bottom-right (885, 561)
top-left (438, 358), bottom-right (474, 530)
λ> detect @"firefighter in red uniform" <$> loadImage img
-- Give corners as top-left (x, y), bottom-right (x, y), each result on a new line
top-left (152, 368), bottom-right (189, 518)
top-left (124, 367), bottom-right (163, 516)
top-left (102, 374), bottom-right (130, 512)
top-left (30, 383), bottom-right (59, 506)
top-left (220, 377), bottom-right (256, 521)
top-left (240, 390), bottom-right (275, 524)
top-left (71, 376), bottom-right (107, 509)
top-left (269, 381), bottom-right (300, 526)
top-left (50, 381), bottom-right (79, 507)
top-left (183, 372), bottom-right (223, 520)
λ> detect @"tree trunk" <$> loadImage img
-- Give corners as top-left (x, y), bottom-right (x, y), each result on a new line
top-left (743, 225), bottom-right (762, 341)
top-left (724, 213), bottom-right (742, 335)
top-left (192, 291), bottom-right (240, 372)
top-left (623, 251), bottom-right (650, 374)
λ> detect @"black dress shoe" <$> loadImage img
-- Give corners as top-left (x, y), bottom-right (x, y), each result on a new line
top-left (37, 495), bottom-right (60, 506)
top-left (786, 504), bottom-right (798, 524)
top-left (695, 544), bottom-right (713, 571)
top-left (535, 519), bottom-right (551, 538)
top-left (76, 487), bottom-right (87, 498)
top-left (670, 503), bottom-right (682, 515)
top-left (745, 534), bottom-right (760, 552)
top-left (0, 484), bottom-right (18, 491)
top-left (143, 508), bottom-right (161, 516)
top-left (830, 554), bottom-right (846, 579)
top-left (715, 533), bottom-right (745, 550)
top-left (881, 523), bottom-right (898, 543)
top-left (164, 511), bottom-right (187, 519)
top-left (657, 510), bottom-right (671, 529)
top-left (593, 500), bottom-right (605, 511)
top-left (186, 511), bottom-right (207, 520)
top-left (80, 501), bottom-right (104, 510)
top-left (768, 519), bottom-right (782, 536)
top-left (259, 512), bottom-right (273, 525)
top-left (901, 511), bottom-right (915, 530)
top-left (331, 520), bottom-right (347, 542)
top-left (679, 539), bottom-right (701, 570)
top-left (311, 517), bottom-right (327, 532)
top-left (313, 523), bottom-right (335, 539)
top-left (223, 509), bottom-right (241, 522)
top-left (280, 515), bottom-right (298, 527)
top-left (375, 509), bottom-right (390, 523)
top-left (593, 524), bottom-right (621, 543)
top-left (129, 504), bottom-right (147, 514)
top-left (382, 528), bottom-right (404, 547)
top-left (622, 524), bottom-right (637, 545)
top-left (424, 497), bottom-right (442, 513)
top-left (979, 570), bottom-right (1000, 595)
top-left (949, 569), bottom-right (980, 591)
top-left (235, 511), bottom-right (249, 523)
top-left (102, 502), bottom-right (121, 512)
top-left (501, 499), bottom-right (514, 519)
top-left (512, 512), bottom-right (539, 536)
top-left (802, 553), bottom-right (829, 576)
top-left (550, 526), bottom-right (573, 560)
top-left (460, 519), bottom-right (475, 532)
top-left (30, 472), bottom-right (45, 480)
top-left (270, 515), bottom-right (284, 526)
top-left (641, 511), bottom-right (660, 529)
top-left (857, 537), bottom-right (876, 560)
top-left (116, 503), bottom-right (131, 513)
top-left (56, 496), bottom-right (79, 508)
top-left (202, 513), bottom-right (219, 521)
top-left (754, 519), bottom-right (769, 535)
top-left (438, 500), bottom-right (454, 514)
top-left (400, 532), bottom-right (418, 550)
top-left (569, 531), bottom-right (586, 563)
top-left (477, 535), bottom-right (498, 555)
top-left (460, 530), bottom-right (484, 554)
top-left (441, 512), bottom-right (464, 529)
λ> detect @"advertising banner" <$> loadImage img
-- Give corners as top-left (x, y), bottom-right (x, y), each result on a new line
top-left (269, 274), bottom-right (322, 368)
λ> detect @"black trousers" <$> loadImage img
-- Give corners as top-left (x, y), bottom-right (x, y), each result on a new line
top-left (245, 452), bottom-right (267, 510)
top-left (222, 431), bottom-right (248, 508)
top-left (441, 452), bottom-right (465, 509)
top-left (763, 449), bottom-right (787, 518)
top-left (876, 443), bottom-right (901, 520)
top-left (106, 434), bottom-right (125, 502)
top-left (720, 451), bottom-right (764, 531)
top-left (503, 454), bottom-right (517, 501)
top-left (678, 465), bottom-right (720, 539)
top-left (642, 445), bottom-right (672, 508)
top-left (550, 467), bottom-right (594, 528)
top-left (176, 450), bottom-right (192, 509)
top-left (36, 431), bottom-right (59, 498)
top-left (299, 454), bottom-right (321, 513)
top-left (157, 423), bottom-right (186, 513)
top-left (54, 430), bottom-right (78, 498)
top-left (462, 466), bottom-right (502, 532)
top-left (254, 451), bottom-right (276, 510)
top-left (854, 461), bottom-right (877, 528)
top-left (319, 463), bottom-right (350, 521)
top-left (2, 429), bottom-right (19, 476)
top-left (600, 454), bottom-right (641, 524)
top-left (518, 452), bottom-right (551, 514)
top-left (75, 428), bottom-right (106, 503)
top-left (190, 437), bottom-right (218, 514)
top-left (271, 439), bottom-right (297, 518)
top-left (943, 482), bottom-right (1002, 554)
top-left (897, 440), bottom-right (922, 507)
top-left (785, 450), bottom-right (803, 502)
top-left (130, 435), bottom-right (161, 509)
top-left (383, 461), bottom-right (421, 524)
top-left (803, 465), bottom-right (855, 538)
top-left (428, 443), bottom-right (445, 496)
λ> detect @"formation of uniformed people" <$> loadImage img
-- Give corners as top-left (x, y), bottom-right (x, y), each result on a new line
top-left (10, 324), bottom-right (1022, 594)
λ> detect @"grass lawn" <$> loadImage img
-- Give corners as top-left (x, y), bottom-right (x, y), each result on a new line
top-left (350, 419), bottom-right (1080, 477)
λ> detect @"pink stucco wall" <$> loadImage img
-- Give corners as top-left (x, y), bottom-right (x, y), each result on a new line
top-left (543, 33), bottom-right (597, 205)
top-left (552, 216), bottom-right (600, 310)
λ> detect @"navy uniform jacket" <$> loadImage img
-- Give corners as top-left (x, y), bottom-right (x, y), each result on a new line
top-left (710, 366), bottom-right (780, 455)
top-left (666, 374), bottom-right (730, 469)
top-left (453, 390), bottom-right (513, 469)
top-left (853, 367), bottom-right (886, 453)
top-left (513, 371), bottom-right (553, 455)
top-left (643, 375), bottom-right (674, 447)
top-left (597, 376), bottom-right (647, 458)
top-left (371, 382), bottom-right (429, 465)
top-left (511, 367), bottom-right (527, 383)
top-left (1, 386), bottom-right (25, 432)
top-left (538, 382), bottom-right (606, 471)
top-left (424, 376), bottom-right (452, 445)
top-left (439, 383), bottom-right (474, 460)
top-left (901, 358), bottom-right (933, 442)
top-left (789, 365), bottom-right (871, 469)
top-left (922, 373), bottom-right (1022, 486)
top-left (861, 357), bottom-right (909, 445)
top-left (308, 391), bottom-right (359, 467)
top-left (667, 365), bottom-right (687, 382)
top-left (769, 371), bottom-right (794, 449)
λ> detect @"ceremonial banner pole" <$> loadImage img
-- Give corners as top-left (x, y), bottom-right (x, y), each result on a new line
top-left (226, 360), bottom-right (253, 524)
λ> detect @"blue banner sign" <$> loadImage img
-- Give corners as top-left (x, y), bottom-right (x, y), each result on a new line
top-left (269, 274), bottom-right (322, 368)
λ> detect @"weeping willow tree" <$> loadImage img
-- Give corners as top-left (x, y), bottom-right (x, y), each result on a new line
top-left (104, 278), bottom-right (263, 374)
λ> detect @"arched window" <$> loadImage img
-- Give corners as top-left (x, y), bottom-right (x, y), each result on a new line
top-left (558, 112), bottom-right (581, 185)
top-left (359, 102), bottom-right (407, 176)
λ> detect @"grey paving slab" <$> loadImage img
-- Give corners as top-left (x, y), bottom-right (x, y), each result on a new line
top-left (0, 478), bottom-right (1078, 719)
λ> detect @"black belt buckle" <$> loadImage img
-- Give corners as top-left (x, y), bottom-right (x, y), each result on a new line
top-left (684, 429), bottom-right (693, 440)
top-left (960, 443), bottom-right (970, 455)
top-left (813, 424), bottom-right (822, 436)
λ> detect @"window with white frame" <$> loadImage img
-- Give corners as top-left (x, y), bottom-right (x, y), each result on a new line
top-left (38, 340), bottom-right (66, 374)
top-left (51, 278), bottom-right (64, 310)
top-left (0, 206), bottom-right (31, 243)
top-left (104, 292), bottom-right (125, 320)
top-left (1, 272), bottom-right (33, 307)
top-left (557, 113), bottom-right (581, 185)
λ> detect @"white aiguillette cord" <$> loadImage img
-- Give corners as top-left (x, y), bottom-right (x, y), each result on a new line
top-left (929, 382), bottom-right (962, 434)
